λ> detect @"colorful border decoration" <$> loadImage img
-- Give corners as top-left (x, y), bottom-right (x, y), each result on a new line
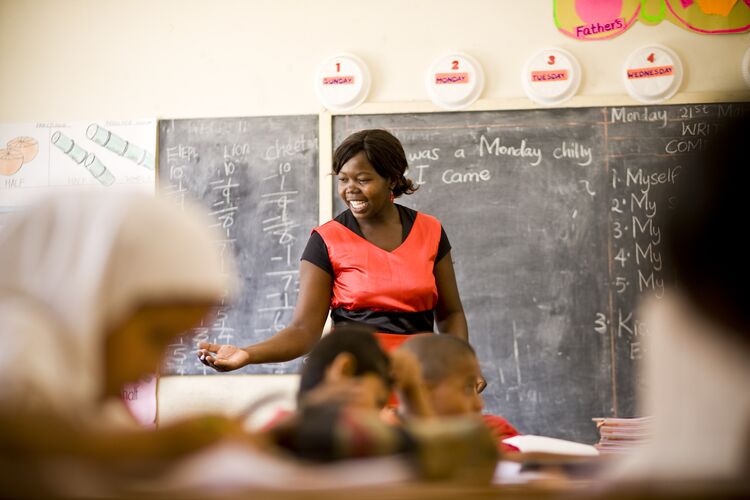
top-left (555, 0), bottom-right (642, 40)
top-left (554, 0), bottom-right (750, 40)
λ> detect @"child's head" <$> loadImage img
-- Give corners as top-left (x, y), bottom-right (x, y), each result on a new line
top-left (298, 324), bottom-right (393, 410)
top-left (399, 334), bottom-right (485, 416)
top-left (0, 191), bottom-right (233, 405)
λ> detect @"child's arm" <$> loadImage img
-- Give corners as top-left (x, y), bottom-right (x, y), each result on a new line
top-left (390, 350), bottom-right (434, 419)
top-left (0, 412), bottom-right (258, 462)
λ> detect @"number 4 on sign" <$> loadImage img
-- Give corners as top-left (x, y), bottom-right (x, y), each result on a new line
top-left (647, 53), bottom-right (655, 63)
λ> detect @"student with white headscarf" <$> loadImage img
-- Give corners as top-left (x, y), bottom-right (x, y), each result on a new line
top-left (0, 190), bottom-right (253, 495)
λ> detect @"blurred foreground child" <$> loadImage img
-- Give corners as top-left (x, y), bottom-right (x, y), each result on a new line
top-left (0, 191), bottom-right (255, 495)
top-left (619, 113), bottom-right (750, 482)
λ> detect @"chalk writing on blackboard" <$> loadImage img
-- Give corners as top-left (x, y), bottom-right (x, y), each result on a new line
top-left (334, 102), bottom-right (749, 443)
top-left (159, 116), bottom-right (318, 375)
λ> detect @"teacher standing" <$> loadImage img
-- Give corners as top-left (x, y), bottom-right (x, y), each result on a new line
top-left (199, 129), bottom-right (467, 371)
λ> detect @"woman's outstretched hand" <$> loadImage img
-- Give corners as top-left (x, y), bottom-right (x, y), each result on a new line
top-left (196, 342), bottom-right (250, 372)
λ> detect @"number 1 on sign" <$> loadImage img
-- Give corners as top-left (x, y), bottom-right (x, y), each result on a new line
top-left (335, 62), bottom-right (340, 72)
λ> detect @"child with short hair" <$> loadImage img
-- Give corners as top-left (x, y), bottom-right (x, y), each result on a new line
top-left (296, 323), bottom-right (394, 411)
top-left (265, 324), bottom-right (498, 482)
top-left (399, 334), bottom-right (520, 453)
top-left (264, 324), bottom-right (426, 454)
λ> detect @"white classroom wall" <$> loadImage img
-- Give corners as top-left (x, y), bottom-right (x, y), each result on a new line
top-left (2, 0), bottom-right (749, 423)
top-left (2, 0), bottom-right (750, 122)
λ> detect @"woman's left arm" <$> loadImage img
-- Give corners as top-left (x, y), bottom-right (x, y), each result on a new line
top-left (434, 251), bottom-right (468, 340)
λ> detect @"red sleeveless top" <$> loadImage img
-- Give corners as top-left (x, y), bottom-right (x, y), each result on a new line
top-left (313, 211), bottom-right (442, 334)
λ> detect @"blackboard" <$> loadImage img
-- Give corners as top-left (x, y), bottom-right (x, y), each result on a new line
top-left (158, 115), bottom-right (319, 375)
top-left (334, 102), bottom-right (750, 443)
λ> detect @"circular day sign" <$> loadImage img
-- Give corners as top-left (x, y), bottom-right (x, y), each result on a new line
top-left (623, 44), bottom-right (683, 104)
top-left (425, 52), bottom-right (484, 110)
top-left (522, 47), bottom-right (582, 105)
top-left (315, 53), bottom-right (371, 112)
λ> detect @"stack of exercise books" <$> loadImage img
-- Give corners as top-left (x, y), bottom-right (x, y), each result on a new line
top-left (592, 416), bottom-right (653, 455)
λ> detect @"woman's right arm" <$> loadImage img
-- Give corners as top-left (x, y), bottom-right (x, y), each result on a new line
top-left (198, 260), bottom-right (333, 371)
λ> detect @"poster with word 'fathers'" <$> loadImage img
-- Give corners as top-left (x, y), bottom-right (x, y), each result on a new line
top-left (0, 120), bottom-right (156, 210)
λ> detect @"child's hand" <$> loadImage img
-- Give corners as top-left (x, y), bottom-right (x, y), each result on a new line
top-left (390, 350), bottom-right (434, 418)
top-left (389, 349), bottom-right (423, 392)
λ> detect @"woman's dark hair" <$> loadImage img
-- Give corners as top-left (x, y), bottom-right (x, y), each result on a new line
top-left (660, 112), bottom-right (750, 343)
top-left (332, 129), bottom-right (418, 197)
top-left (298, 323), bottom-right (392, 400)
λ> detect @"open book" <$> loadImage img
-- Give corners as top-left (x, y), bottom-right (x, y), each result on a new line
top-left (502, 435), bottom-right (599, 462)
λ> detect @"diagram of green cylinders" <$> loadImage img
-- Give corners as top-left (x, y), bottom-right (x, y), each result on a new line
top-left (51, 131), bottom-right (116, 186)
top-left (86, 124), bottom-right (155, 170)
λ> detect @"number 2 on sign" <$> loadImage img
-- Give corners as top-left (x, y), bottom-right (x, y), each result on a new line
top-left (452, 60), bottom-right (459, 70)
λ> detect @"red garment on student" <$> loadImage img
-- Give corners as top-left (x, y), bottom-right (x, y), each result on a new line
top-left (483, 414), bottom-right (521, 453)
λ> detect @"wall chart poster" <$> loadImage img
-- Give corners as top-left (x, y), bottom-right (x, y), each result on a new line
top-left (0, 120), bottom-right (156, 212)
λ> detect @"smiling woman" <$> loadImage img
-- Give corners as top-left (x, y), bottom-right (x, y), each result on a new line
top-left (198, 129), bottom-right (469, 371)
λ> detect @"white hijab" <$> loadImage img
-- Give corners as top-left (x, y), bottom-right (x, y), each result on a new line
top-left (615, 291), bottom-right (750, 481)
top-left (0, 191), bottom-right (236, 424)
